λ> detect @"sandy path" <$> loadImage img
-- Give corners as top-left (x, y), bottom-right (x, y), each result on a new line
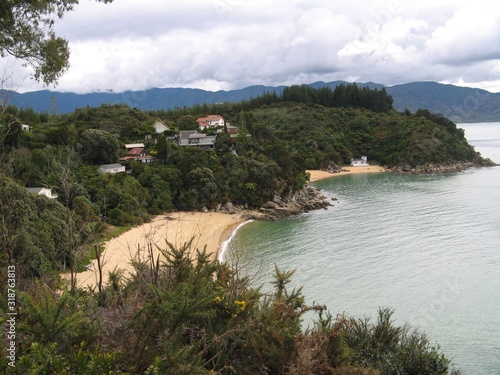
top-left (71, 212), bottom-right (245, 289)
top-left (307, 165), bottom-right (387, 181)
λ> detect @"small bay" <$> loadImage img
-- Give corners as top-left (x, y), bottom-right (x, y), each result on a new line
top-left (230, 122), bottom-right (500, 374)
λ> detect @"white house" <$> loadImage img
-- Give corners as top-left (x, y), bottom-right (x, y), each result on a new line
top-left (351, 156), bottom-right (369, 166)
top-left (196, 115), bottom-right (225, 129)
top-left (98, 163), bottom-right (126, 173)
top-left (153, 118), bottom-right (169, 134)
top-left (22, 124), bottom-right (30, 132)
top-left (26, 187), bottom-right (58, 199)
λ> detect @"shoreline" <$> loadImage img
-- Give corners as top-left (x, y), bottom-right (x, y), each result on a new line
top-left (68, 166), bottom-right (387, 289)
top-left (218, 220), bottom-right (254, 262)
top-left (68, 211), bottom-right (246, 289)
top-left (307, 165), bottom-right (388, 182)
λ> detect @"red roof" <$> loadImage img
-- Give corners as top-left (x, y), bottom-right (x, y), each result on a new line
top-left (127, 147), bottom-right (144, 156)
top-left (196, 115), bottom-right (224, 127)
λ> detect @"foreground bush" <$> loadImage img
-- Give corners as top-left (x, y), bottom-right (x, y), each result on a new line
top-left (1, 240), bottom-right (459, 374)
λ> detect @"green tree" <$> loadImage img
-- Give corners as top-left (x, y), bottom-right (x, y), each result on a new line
top-left (155, 134), bottom-right (174, 163)
top-left (0, 173), bottom-right (34, 265)
top-left (177, 115), bottom-right (198, 130)
top-left (185, 167), bottom-right (219, 209)
top-left (0, 0), bottom-right (113, 85)
top-left (78, 129), bottom-right (120, 165)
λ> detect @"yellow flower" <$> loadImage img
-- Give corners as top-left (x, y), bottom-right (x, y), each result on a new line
top-left (235, 300), bottom-right (246, 312)
top-left (213, 295), bottom-right (223, 303)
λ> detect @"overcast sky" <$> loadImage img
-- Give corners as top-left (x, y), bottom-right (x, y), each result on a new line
top-left (4, 0), bottom-right (500, 93)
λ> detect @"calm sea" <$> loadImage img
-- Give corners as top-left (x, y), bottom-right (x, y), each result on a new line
top-left (229, 122), bottom-right (500, 375)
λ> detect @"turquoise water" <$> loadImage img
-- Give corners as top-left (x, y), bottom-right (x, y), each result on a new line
top-left (229, 122), bottom-right (500, 374)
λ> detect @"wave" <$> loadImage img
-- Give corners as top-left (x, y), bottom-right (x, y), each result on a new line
top-left (218, 220), bottom-right (254, 262)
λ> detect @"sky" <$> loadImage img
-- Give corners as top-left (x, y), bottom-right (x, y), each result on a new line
top-left (3, 0), bottom-right (500, 94)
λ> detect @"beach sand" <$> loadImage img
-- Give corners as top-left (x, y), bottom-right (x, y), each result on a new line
top-left (307, 165), bottom-right (387, 181)
top-left (69, 166), bottom-right (386, 289)
top-left (70, 212), bottom-right (246, 289)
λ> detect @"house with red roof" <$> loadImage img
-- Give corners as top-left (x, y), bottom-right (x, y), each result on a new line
top-left (120, 147), bottom-right (154, 164)
top-left (196, 115), bottom-right (225, 129)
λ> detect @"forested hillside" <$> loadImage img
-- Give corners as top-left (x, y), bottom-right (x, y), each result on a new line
top-left (5, 80), bottom-right (500, 122)
top-left (0, 85), bottom-right (480, 373)
top-left (1, 85), bottom-right (490, 272)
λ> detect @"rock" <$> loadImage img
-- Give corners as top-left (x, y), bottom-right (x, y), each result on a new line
top-left (272, 195), bottom-right (286, 207)
top-left (265, 201), bottom-right (280, 209)
top-left (238, 185), bottom-right (333, 220)
top-left (225, 202), bottom-right (236, 214)
top-left (323, 161), bottom-right (342, 173)
top-left (391, 161), bottom-right (482, 175)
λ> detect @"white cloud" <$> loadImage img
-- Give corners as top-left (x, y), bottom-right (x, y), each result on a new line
top-left (3, 0), bottom-right (500, 93)
top-left (425, 2), bottom-right (500, 64)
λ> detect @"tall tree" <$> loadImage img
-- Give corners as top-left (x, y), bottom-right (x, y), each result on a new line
top-left (78, 129), bottom-right (120, 165)
top-left (177, 115), bottom-right (198, 130)
top-left (0, 0), bottom-right (113, 85)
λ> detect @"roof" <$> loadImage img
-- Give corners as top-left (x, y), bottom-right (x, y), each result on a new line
top-left (127, 147), bottom-right (144, 155)
top-left (154, 118), bottom-right (168, 126)
top-left (189, 133), bottom-right (209, 139)
top-left (179, 130), bottom-right (197, 138)
top-left (26, 187), bottom-right (58, 198)
top-left (124, 143), bottom-right (145, 149)
top-left (196, 115), bottom-right (224, 127)
top-left (99, 163), bottom-right (124, 169)
top-left (197, 115), bottom-right (223, 122)
top-left (120, 154), bottom-right (153, 160)
top-left (26, 187), bottom-right (45, 194)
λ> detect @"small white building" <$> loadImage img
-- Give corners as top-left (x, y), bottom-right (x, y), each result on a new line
top-left (98, 163), bottom-right (126, 173)
top-left (22, 124), bottom-right (30, 132)
top-left (153, 118), bottom-right (169, 134)
top-left (26, 187), bottom-right (58, 199)
top-left (351, 156), bottom-right (369, 166)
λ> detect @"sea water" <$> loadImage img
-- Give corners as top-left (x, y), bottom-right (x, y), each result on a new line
top-left (229, 122), bottom-right (500, 374)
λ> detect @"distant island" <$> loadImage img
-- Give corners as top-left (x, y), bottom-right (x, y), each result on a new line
top-left (3, 80), bottom-right (500, 122)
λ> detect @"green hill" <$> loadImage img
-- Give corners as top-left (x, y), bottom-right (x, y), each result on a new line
top-left (4, 80), bottom-right (500, 122)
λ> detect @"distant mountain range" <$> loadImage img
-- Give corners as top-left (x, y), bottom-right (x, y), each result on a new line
top-left (2, 81), bottom-right (500, 122)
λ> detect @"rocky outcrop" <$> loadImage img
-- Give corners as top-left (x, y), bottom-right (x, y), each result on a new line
top-left (389, 160), bottom-right (495, 174)
top-left (322, 161), bottom-right (342, 173)
top-left (214, 185), bottom-right (332, 220)
top-left (242, 186), bottom-right (332, 220)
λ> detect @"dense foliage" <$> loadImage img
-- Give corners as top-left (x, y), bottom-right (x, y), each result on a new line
top-left (0, 92), bottom-right (487, 276)
top-left (0, 90), bottom-right (488, 276)
top-left (0, 88), bottom-right (485, 373)
top-left (1, 241), bottom-right (459, 374)
top-left (239, 103), bottom-right (483, 169)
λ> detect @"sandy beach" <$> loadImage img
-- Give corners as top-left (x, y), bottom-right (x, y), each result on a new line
top-left (69, 166), bottom-right (386, 289)
top-left (307, 165), bottom-right (387, 181)
top-left (70, 211), bottom-right (246, 289)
